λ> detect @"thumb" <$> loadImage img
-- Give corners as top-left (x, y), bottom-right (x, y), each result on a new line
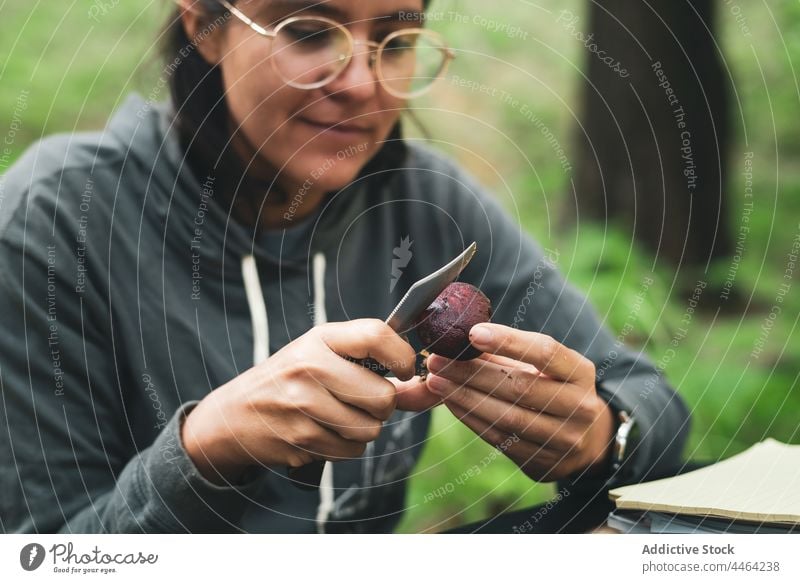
top-left (389, 376), bottom-right (442, 412)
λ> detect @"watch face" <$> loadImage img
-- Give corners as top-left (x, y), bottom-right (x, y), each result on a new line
top-left (624, 413), bottom-right (639, 442)
top-left (613, 412), bottom-right (636, 470)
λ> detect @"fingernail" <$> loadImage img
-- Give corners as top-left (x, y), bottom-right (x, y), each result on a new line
top-left (426, 354), bottom-right (446, 373)
top-left (426, 374), bottom-right (450, 395)
top-left (469, 325), bottom-right (493, 346)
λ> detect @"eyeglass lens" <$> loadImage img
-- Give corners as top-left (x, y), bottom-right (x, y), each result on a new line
top-left (380, 31), bottom-right (449, 98)
top-left (271, 19), bottom-right (448, 96)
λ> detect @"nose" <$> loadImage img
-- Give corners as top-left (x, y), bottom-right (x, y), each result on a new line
top-left (323, 41), bottom-right (379, 101)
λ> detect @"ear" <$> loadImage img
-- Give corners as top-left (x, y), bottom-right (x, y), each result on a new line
top-left (175, 0), bottom-right (226, 65)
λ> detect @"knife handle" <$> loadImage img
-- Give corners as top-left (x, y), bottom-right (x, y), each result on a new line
top-left (287, 356), bottom-right (392, 489)
top-left (346, 356), bottom-right (391, 377)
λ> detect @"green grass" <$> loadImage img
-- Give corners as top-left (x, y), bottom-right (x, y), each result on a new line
top-left (2, 0), bottom-right (799, 533)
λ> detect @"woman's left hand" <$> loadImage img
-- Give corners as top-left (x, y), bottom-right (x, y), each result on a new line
top-left (424, 322), bottom-right (616, 482)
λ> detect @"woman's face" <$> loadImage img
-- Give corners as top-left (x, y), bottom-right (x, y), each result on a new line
top-left (192, 0), bottom-right (425, 196)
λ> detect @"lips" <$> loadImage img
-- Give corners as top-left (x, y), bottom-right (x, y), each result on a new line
top-left (298, 117), bottom-right (371, 136)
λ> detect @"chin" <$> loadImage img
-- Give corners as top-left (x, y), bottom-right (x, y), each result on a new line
top-left (291, 154), bottom-right (367, 191)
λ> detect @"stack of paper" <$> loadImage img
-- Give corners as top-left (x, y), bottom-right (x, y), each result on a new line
top-left (608, 439), bottom-right (800, 533)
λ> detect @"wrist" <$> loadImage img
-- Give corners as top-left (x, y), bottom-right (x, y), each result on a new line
top-left (585, 401), bottom-right (616, 477)
top-left (180, 402), bottom-right (248, 486)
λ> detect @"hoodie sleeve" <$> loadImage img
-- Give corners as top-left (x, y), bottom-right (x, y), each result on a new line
top-left (0, 173), bottom-right (260, 533)
top-left (429, 151), bottom-right (691, 491)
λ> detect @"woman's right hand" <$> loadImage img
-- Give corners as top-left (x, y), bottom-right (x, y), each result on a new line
top-left (180, 319), bottom-right (418, 485)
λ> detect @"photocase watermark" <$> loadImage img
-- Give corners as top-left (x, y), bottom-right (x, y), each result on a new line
top-left (18, 531), bottom-right (158, 572)
top-left (640, 279), bottom-right (708, 400)
top-left (721, 151), bottom-right (754, 301)
top-left (3, 89), bottom-right (30, 149)
top-left (422, 434), bottom-right (520, 503)
top-left (0, 90), bottom-right (30, 214)
top-left (20, 543), bottom-right (46, 571)
top-left (137, 13), bottom-right (231, 120)
top-left (75, 176), bottom-right (94, 295)
top-left (45, 245), bottom-right (65, 397)
top-left (449, 75), bottom-right (505, 98)
top-left (652, 61), bottom-right (698, 193)
top-left (87, 0), bottom-right (120, 22)
top-left (45, 542), bottom-right (158, 575)
top-left (159, 431), bottom-right (181, 466)
top-left (390, 236), bottom-right (414, 293)
top-left (399, 10), bottom-right (530, 40)
top-left (190, 175), bottom-right (215, 301)
top-left (448, 76), bottom-right (573, 174)
top-left (511, 487), bottom-right (571, 533)
top-left (557, 10), bottom-right (629, 78)
top-left (672, 280), bottom-right (707, 345)
top-left (285, 141), bottom-right (369, 223)
top-left (722, 0), bottom-right (752, 37)
top-left (143, 373), bottom-right (169, 430)
top-left (511, 248), bottom-right (560, 329)
top-left (596, 274), bottom-right (655, 380)
top-left (750, 224), bottom-right (800, 360)
top-left (472, 14), bottom-right (529, 41)
top-left (306, 301), bottom-right (318, 326)
top-left (0, 90), bottom-right (30, 208)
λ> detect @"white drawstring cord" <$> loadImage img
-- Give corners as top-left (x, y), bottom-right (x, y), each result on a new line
top-left (241, 252), bottom-right (334, 534)
top-left (312, 252), bottom-right (328, 327)
top-left (312, 252), bottom-right (335, 534)
top-left (242, 255), bottom-right (269, 364)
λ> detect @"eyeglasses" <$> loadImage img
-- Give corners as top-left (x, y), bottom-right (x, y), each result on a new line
top-left (217, 0), bottom-right (455, 98)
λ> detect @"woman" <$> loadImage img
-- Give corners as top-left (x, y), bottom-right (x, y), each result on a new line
top-left (0, 0), bottom-right (690, 533)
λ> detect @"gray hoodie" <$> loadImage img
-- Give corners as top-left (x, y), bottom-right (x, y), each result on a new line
top-left (0, 94), bottom-right (690, 533)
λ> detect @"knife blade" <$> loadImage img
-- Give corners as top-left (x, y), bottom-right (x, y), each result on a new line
top-left (288, 242), bottom-right (478, 490)
top-left (387, 241), bottom-right (478, 334)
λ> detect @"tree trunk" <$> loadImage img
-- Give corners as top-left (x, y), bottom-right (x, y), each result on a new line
top-left (573, 0), bottom-right (731, 269)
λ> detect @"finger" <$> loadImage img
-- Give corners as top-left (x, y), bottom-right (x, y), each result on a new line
top-left (445, 401), bottom-right (564, 469)
top-left (300, 389), bottom-right (384, 443)
top-left (309, 354), bottom-right (399, 420)
top-left (444, 400), bottom-right (516, 448)
top-left (426, 373), bottom-right (577, 452)
top-left (426, 354), bottom-right (585, 417)
top-left (289, 418), bottom-right (369, 462)
top-left (389, 376), bottom-right (443, 412)
top-left (318, 319), bottom-right (417, 380)
top-left (477, 351), bottom-right (539, 372)
top-left (468, 323), bottom-right (595, 384)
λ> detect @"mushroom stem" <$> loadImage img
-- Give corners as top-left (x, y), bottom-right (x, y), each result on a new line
top-left (418, 349), bottom-right (431, 380)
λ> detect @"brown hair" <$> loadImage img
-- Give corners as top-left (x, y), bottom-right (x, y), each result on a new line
top-left (161, 0), bottom-right (432, 227)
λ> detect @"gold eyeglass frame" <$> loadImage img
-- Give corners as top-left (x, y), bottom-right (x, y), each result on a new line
top-left (216, 0), bottom-right (455, 98)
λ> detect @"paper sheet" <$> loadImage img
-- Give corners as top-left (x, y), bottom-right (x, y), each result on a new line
top-left (609, 439), bottom-right (800, 525)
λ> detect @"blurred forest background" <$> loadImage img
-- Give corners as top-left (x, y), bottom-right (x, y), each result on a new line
top-left (1, 0), bottom-right (798, 533)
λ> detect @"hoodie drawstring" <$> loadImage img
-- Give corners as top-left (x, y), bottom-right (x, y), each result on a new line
top-left (242, 255), bottom-right (269, 364)
top-left (241, 252), bottom-right (334, 534)
top-left (311, 252), bottom-right (336, 534)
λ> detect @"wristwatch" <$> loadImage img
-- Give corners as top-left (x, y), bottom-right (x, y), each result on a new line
top-left (610, 410), bottom-right (636, 472)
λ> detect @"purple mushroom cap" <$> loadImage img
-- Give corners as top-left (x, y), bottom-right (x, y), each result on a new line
top-left (415, 282), bottom-right (493, 361)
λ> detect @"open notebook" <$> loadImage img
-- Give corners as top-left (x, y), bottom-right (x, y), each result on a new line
top-left (609, 439), bottom-right (800, 525)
